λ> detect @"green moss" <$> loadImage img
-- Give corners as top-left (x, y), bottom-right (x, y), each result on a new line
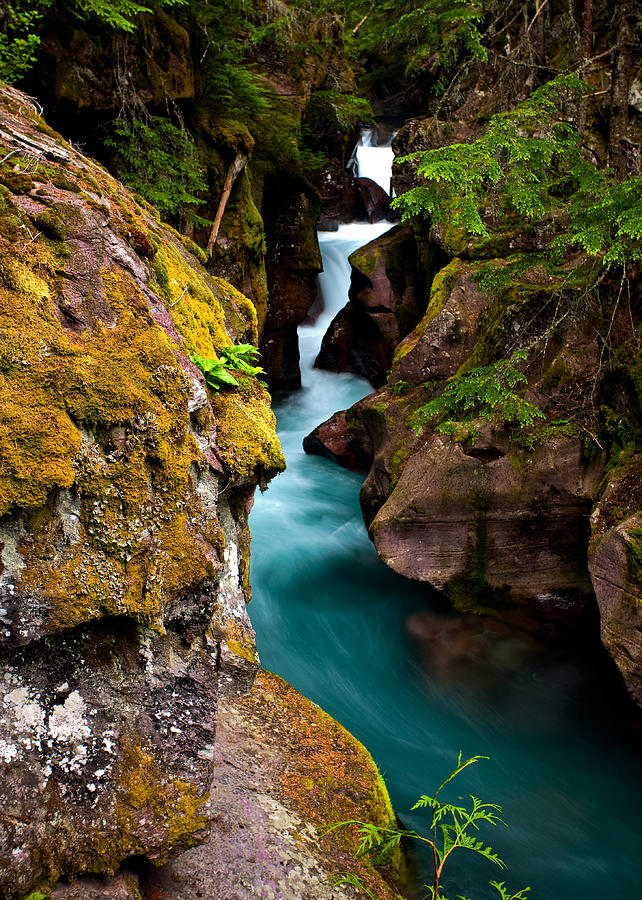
top-left (50, 172), bottom-right (82, 193)
top-left (388, 446), bottom-right (411, 489)
top-left (393, 258), bottom-right (465, 367)
top-left (34, 202), bottom-right (81, 241)
top-left (180, 234), bottom-right (208, 265)
top-left (84, 174), bottom-right (103, 195)
top-left (349, 244), bottom-right (379, 276)
top-left (625, 526), bottom-right (642, 597)
top-left (0, 169), bottom-right (35, 193)
top-left (518, 420), bottom-right (582, 450)
top-left (152, 244), bottom-right (230, 358)
top-left (0, 185), bottom-right (25, 241)
top-left (540, 356), bottom-right (573, 392)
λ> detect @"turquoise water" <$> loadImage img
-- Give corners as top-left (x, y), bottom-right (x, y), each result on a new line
top-left (248, 223), bottom-right (642, 900)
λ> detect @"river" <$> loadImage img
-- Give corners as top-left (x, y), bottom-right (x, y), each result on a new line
top-left (248, 133), bottom-right (642, 900)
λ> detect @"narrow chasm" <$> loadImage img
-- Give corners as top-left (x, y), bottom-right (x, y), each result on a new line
top-left (1, 3), bottom-right (642, 900)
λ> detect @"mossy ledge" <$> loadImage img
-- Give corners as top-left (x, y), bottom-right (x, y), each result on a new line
top-left (0, 83), bottom-right (286, 897)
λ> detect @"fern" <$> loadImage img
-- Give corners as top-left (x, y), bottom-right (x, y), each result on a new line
top-left (67, 0), bottom-right (185, 32)
top-left (105, 116), bottom-right (207, 220)
top-left (190, 345), bottom-right (266, 392)
top-left (490, 882), bottom-right (532, 900)
top-left (190, 353), bottom-right (240, 391)
top-left (0, 0), bottom-right (184, 81)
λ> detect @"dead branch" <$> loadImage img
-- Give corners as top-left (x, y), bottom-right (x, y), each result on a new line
top-left (207, 151), bottom-right (248, 255)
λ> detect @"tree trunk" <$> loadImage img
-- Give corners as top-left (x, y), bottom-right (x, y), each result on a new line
top-left (577, 0), bottom-right (594, 140)
top-left (608, 0), bottom-right (634, 178)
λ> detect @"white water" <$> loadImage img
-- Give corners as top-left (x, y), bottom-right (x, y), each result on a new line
top-left (352, 127), bottom-right (395, 195)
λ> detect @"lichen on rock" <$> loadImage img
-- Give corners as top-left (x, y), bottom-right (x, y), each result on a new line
top-left (0, 84), bottom-right (283, 897)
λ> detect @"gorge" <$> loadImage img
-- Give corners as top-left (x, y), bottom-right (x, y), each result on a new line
top-left (250, 134), bottom-right (642, 900)
top-left (0, 1), bottom-right (641, 899)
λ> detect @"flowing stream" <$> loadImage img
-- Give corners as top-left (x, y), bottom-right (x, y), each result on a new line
top-left (248, 135), bottom-right (642, 900)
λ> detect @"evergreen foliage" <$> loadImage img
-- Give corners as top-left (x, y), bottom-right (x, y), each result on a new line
top-left (0, 0), bottom-right (182, 82)
top-left (392, 75), bottom-right (642, 270)
top-left (410, 351), bottom-right (544, 437)
top-left (0, 1), bottom-right (46, 82)
top-left (378, 0), bottom-right (488, 79)
top-left (290, 0), bottom-right (490, 90)
top-left (330, 753), bottom-right (530, 900)
top-left (188, 0), bottom-right (270, 121)
top-left (105, 116), bottom-right (208, 220)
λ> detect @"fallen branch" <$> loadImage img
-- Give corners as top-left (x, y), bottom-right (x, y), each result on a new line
top-left (207, 151), bottom-right (247, 256)
top-left (352, 2), bottom-right (375, 36)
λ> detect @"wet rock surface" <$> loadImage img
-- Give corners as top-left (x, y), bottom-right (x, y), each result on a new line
top-left (315, 225), bottom-right (439, 387)
top-left (372, 431), bottom-right (602, 621)
top-left (589, 515), bottom-right (642, 708)
top-left (317, 199), bottom-right (642, 705)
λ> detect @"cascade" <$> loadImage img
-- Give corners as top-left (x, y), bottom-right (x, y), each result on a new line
top-left (351, 127), bottom-right (395, 195)
top-left (249, 133), bottom-right (642, 899)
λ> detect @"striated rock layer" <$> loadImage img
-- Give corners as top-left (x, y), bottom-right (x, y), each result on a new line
top-left (308, 211), bottom-right (642, 703)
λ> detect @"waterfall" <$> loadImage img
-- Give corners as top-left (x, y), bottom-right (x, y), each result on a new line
top-left (352, 127), bottom-right (395, 195)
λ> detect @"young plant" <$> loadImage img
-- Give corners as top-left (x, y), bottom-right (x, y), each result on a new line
top-left (190, 344), bottom-right (266, 392)
top-left (219, 343), bottom-right (266, 380)
top-left (329, 752), bottom-right (530, 900)
top-left (190, 352), bottom-right (240, 392)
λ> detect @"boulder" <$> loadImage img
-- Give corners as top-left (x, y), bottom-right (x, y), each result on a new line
top-left (371, 431), bottom-right (603, 625)
top-left (354, 175), bottom-right (390, 222)
top-left (303, 409), bottom-right (373, 471)
top-left (143, 671), bottom-right (403, 900)
top-left (0, 85), bottom-right (284, 897)
top-left (589, 515), bottom-right (642, 708)
top-left (315, 225), bottom-right (441, 386)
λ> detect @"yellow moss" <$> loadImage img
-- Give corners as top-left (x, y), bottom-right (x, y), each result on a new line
top-left (225, 637), bottom-right (259, 665)
top-left (0, 245), bottom-right (81, 515)
top-left (115, 739), bottom-right (209, 856)
top-left (0, 130), bottom-right (280, 642)
top-left (153, 513), bottom-right (221, 597)
top-left (152, 243), bottom-right (230, 358)
top-left (218, 611), bottom-right (259, 664)
top-left (247, 671), bottom-right (403, 895)
top-left (209, 382), bottom-right (285, 482)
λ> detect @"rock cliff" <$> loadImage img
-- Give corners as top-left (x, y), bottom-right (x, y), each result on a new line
top-left (0, 85), bottom-right (399, 899)
top-left (307, 195), bottom-right (642, 705)
top-left (24, 2), bottom-right (373, 393)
